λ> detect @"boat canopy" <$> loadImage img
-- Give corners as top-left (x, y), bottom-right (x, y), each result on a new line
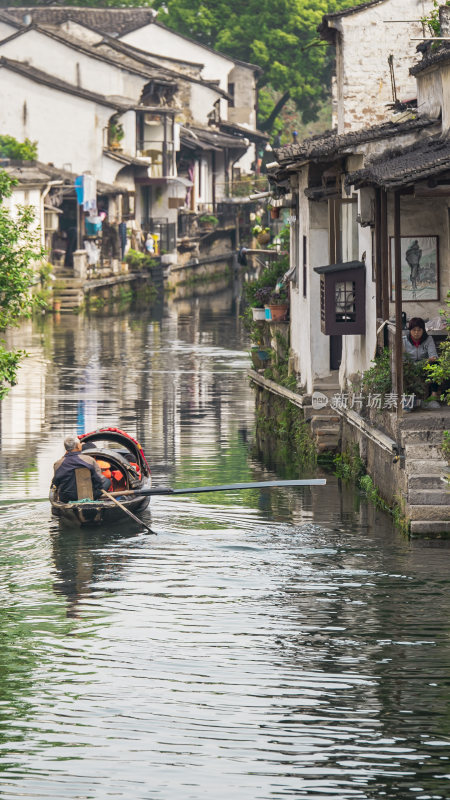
top-left (78, 427), bottom-right (150, 476)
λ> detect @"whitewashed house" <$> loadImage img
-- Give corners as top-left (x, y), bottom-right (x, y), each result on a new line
top-left (3, 6), bottom-right (265, 199)
top-left (268, 0), bottom-right (446, 395)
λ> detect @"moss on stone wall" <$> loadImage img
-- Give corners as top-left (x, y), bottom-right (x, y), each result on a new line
top-left (333, 443), bottom-right (409, 534)
top-left (254, 387), bottom-right (317, 476)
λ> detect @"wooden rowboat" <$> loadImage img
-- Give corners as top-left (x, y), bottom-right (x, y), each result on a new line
top-left (49, 427), bottom-right (152, 526)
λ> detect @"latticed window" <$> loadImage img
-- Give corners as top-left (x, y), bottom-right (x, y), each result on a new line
top-left (335, 280), bottom-right (356, 323)
top-left (314, 261), bottom-right (365, 335)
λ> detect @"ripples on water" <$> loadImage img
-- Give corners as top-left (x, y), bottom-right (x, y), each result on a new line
top-left (0, 302), bottom-right (449, 799)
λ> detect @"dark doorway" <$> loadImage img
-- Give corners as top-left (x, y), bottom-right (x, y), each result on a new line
top-left (330, 335), bottom-right (342, 370)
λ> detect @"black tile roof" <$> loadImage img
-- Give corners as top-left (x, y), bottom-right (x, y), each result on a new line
top-left (0, 56), bottom-right (131, 109)
top-left (0, 24), bottom-right (177, 86)
top-left (0, 10), bottom-right (22, 28)
top-left (345, 135), bottom-right (450, 189)
top-left (274, 117), bottom-right (437, 165)
top-left (410, 43), bottom-right (450, 76)
top-left (2, 159), bottom-right (124, 194)
top-left (3, 6), bottom-right (261, 71)
top-left (181, 125), bottom-right (247, 152)
top-left (4, 6), bottom-right (157, 36)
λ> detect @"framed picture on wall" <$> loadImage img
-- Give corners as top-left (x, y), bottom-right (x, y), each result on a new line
top-left (390, 235), bottom-right (439, 301)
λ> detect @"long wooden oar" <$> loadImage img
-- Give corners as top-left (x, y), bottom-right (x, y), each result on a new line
top-left (101, 490), bottom-right (156, 534)
top-left (111, 478), bottom-right (326, 498)
top-left (0, 479), bottom-right (326, 508)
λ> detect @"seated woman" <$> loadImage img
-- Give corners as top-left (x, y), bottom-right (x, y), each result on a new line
top-left (403, 317), bottom-right (440, 408)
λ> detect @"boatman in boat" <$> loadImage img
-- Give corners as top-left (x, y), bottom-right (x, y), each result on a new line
top-left (52, 435), bottom-right (111, 502)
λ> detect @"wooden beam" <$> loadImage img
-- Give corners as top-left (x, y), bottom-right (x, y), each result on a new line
top-left (328, 198), bottom-right (336, 263)
top-left (380, 189), bottom-right (389, 320)
top-left (393, 191), bottom-right (403, 412)
top-left (414, 186), bottom-right (450, 197)
top-left (375, 188), bottom-right (382, 318)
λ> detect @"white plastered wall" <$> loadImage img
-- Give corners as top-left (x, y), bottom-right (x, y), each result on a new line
top-left (332, 0), bottom-right (434, 133)
top-left (290, 168), bottom-right (331, 393)
top-left (0, 29), bottom-right (143, 102)
top-left (58, 20), bottom-right (103, 45)
top-left (0, 21), bottom-right (17, 40)
top-left (121, 23), bottom-right (233, 90)
top-left (6, 186), bottom-right (43, 245)
top-left (227, 64), bottom-right (256, 129)
top-left (190, 83), bottom-right (224, 126)
top-left (0, 67), bottom-right (115, 181)
top-left (416, 67), bottom-right (443, 120)
top-left (339, 209), bottom-right (376, 387)
top-left (387, 193), bottom-right (449, 319)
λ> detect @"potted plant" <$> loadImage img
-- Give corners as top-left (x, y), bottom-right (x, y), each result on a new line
top-left (265, 286), bottom-right (289, 322)
top-left (252, 286), bottom-right (272, 320)
top-left (198, 214), bottom-right (219, 232)
top-left (108, 116), bottom-right (125, 150)
top-left (252, 223), bottom-right (271, 245)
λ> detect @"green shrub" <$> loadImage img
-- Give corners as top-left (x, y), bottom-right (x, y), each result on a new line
top-left (442, 431), bottom-right (450, 464)
top-left (244, 256), bottom-right (288, 307)
top-left (403, 358), bottom-right (428, 399)
top-left (425, 291), bottom-right (450, 405)
top-left (198, 214), bottom-right (219, 226)
top-left (361, 348), bottom-right (392, 396)
top-left (126, 249), bottom-right (157, 271)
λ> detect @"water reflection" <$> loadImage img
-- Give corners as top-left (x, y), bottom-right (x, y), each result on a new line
top-left (0, 292), bottom-right (449, 799)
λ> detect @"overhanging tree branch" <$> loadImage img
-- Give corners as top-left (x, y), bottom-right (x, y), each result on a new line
top-left (259, 90), bottom-right (291, 132)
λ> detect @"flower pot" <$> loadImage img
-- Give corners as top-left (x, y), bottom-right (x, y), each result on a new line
top-left (52, 299), bottom-right (61, 312)
top-left (252, 307), bottom-right (266, 321)
top-left (266, 304), bottom-right (289, 322)
top-left (257, 232), bottom-right (271, 245)
top-left (251, 347), bottom-right (272, 370)
top-left (270, 207), bottom-right (280, 219)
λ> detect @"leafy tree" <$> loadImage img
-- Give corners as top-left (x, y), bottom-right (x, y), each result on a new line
top-left (0, 170), bottom-right (44, 398)
top-left (0, 0), bottom-right (359, 130)
top-left (0, 135), bottom-right (37, 161)
top-left (151, 0), bottom-right (357, 129)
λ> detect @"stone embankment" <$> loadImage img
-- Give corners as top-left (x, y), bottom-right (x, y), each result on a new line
top-left (249, 369), bottom-right (449, 537)
top-left (400, 416), bottom-right (449, 536)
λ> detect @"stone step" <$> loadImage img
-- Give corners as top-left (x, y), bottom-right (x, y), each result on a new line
top-left (317, 441), bottom-right (339, 453)
top-left (308, 412), bottom-right (340, 422)
top-left (314, 426), bottom-right (341, 437)
top-left (406, 460), bottom-right (448, 475)
top-left (315, 434), bottom-right (340, 446)
top-left (408, 475), bottom-right (445, 489)
top-left (400, 413), bottom-right (450, 431)
top-left (401, 430), bottom-right (446, 444)
top-left (410, 520), bottom-right (450, 536)
top-left (408, 489), bottom-right (450, 505)
top-left (55, 289), bottom-right (83, 297)
top-left (404, 444), bottom-right (443, 459)
top-left (54, 280), bottom-right (83, 288)
top-left (407, 504), bottom-right (450, 521)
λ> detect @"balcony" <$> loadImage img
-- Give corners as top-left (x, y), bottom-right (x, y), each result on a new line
top-left (136, 140), bottom-right (175, 178)
top-left (136, 109), bottom-right (176, 177)
top-left (141, 217), bottom-right (176, 253)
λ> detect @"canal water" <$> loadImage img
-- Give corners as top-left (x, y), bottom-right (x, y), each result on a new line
top-left (0, 292), bottom-right (449, 800)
